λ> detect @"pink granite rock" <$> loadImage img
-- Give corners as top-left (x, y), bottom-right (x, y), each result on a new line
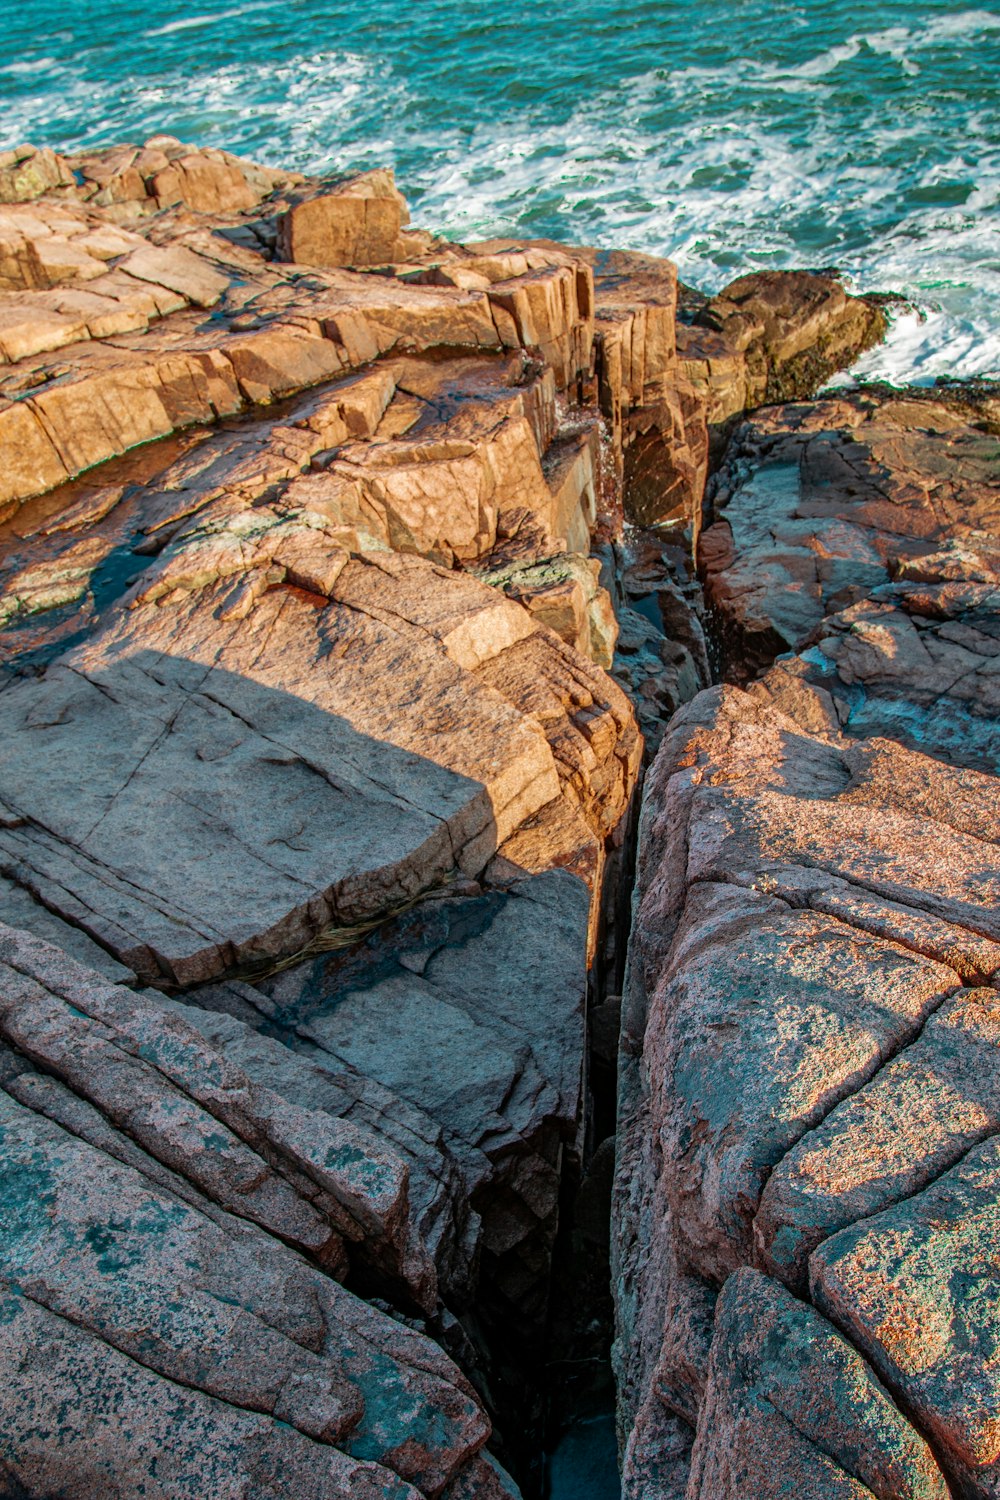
top-left (687, 1269), bottom-right (947, 1500)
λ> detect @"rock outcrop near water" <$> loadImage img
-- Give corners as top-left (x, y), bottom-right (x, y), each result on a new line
top-left (0, 134), bottom-right (989, 1498)
top-left (617, 384), bottom-right (1000, 1497)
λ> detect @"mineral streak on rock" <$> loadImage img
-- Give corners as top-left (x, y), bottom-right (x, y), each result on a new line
top-left (0, 129), bottom-right (969, 1500)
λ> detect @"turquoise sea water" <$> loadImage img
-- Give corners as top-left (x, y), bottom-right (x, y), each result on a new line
top-left (3, 1), bottom-right (1000, 381)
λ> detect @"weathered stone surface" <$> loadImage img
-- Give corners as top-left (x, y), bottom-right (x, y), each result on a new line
top-left (759, 575), bottom-right (1000, 773)
top-left (63, 136), bottom-right (293, 213)
top-left (758, 988), bottom-right (1000, 1293)
top-left (687, 1269), bottom-right (947, 1500)
top-left (582, 245), bottom-right (707, 530)
top-left (679, 271), bottom-right (886, 425)
top-left (620, 1400), bottom-right (693, 1500)
top-left (812, 1138), bottom-right (1000, 1499)
top-left (608, 530), bottom-right (711, 754)
top-left (456, 242), bottom-right (596, 391)
top-left (0, 921), bottom-right (436, 1297)
top-left (639, 875), bottom-right (955, 1283)
top-left (0, 552), bottom-right (571, 983)
top-left (478, 552), bottom-right (618, 667)
top-left (614, 679), bottom-right (999, 1492)
top-left (700, 390), bottom-right (1000, 690)
top-left (0, 131), bottom-right (919, 1500)
top-left (0, 922), bottom-right (494, 1498)
top-left (0, 1283), bottom-right (423, 1500)
top-left (440, 1450), bottom-right (523, 1499)
top-left (0, 144), bottom-right (75, 204)
top-left (277, 169), bottom-right (410, 268)
top-left (221, 871), bottom-right (590, 1317)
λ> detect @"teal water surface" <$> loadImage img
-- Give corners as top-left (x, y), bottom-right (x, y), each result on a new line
top-left (3, 1), bottom-right (999, 380)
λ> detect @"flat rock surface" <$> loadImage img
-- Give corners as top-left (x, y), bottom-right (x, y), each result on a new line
top-left (0, 541), bottom-right (637, 984)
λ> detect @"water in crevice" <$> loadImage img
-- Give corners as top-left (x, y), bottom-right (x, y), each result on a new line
top-left (546, 1410), bottom-right (621, 1499)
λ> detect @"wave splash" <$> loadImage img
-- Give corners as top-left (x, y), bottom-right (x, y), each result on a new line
top-left (2, 1), bottom-right (998, 385)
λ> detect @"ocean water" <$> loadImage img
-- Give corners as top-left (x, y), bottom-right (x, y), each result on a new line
top-left (3, 0), bottom-right (1000, 384)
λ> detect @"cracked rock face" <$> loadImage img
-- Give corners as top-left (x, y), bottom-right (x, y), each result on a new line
top-left (164, 870), bottom-right (591, 1322)
top-left (0, 131), bottom-right (944, 1499)
top-left (616, 380), bottom-right (1000, 1498)
top-left (687, 1269), bottom-right (948, 1500)
top-left (0, 921), bottom-right (497, 1499)
top-left (0, 134), bottom-right (661, 1498)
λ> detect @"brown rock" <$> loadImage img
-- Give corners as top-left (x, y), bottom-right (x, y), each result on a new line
top-left (700, 389), bottom-right (1000, 687)
top-left (277, 169), bottom-right (410, 268)
top-left (478, 552), bottom-right (618, 666)
top-left (687, 270), bottom-right (886, 418)
top-left (0, 145), bottom-right (75, 204)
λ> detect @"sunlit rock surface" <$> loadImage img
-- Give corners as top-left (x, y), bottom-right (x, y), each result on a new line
top-left (0, 132), bottom-right (931, 1498)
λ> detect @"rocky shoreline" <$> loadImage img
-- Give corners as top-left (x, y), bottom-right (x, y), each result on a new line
top-left (0, 136), bottom-right (996, 1499)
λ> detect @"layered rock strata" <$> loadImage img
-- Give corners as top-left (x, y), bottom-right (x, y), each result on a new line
top-left (0, 132), bottom-right (901, 1496)
top-left (617, 386), bottom-right (1000, 1496)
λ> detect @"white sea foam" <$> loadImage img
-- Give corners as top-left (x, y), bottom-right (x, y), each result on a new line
top-left (773, 38), bottom-right (864, 80)
top-left (2, 4), bottom-right (997, 386)
top-left (145, 8), bottom-right (268, 39)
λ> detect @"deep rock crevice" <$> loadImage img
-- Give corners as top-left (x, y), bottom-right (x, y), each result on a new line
top-left (0, 133), bottom-right (995, 1500)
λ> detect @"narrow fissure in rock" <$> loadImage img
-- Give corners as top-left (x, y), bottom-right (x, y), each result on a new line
top-left (0, 135), bottom-right (995, 1500)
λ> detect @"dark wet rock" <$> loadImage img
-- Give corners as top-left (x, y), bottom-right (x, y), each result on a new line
top-left (700, 390), bottom-right (1000, 693)
top-left (609, 530), bottom-right (711, 755)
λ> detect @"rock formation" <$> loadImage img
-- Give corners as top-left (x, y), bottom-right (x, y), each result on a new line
top-left (0, 131), bottom-right (976, 1499)
top-left (617, 384), bottom-right (1000, 1497)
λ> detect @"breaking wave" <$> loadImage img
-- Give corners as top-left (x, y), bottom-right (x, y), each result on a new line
top-left (2, 0), bottom-right (999, 383)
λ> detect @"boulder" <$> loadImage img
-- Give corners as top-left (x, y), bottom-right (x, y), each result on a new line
top-left (276, 169), bottom-right (410, 268)
top-left (680, 271), bottom-right (886, 424)
top-left (0, 145), bottom-right (75, 204)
